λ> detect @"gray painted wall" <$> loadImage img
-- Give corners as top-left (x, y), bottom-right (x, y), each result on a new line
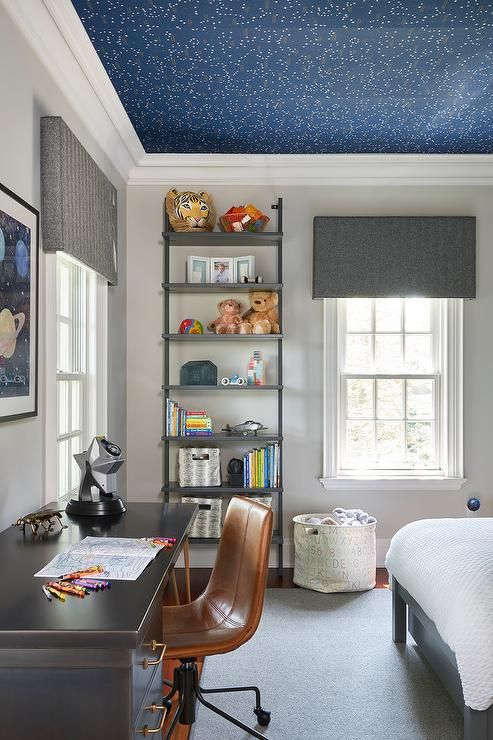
top-left (127, 184), bottom-right (493, 565)
top-left (0, 6), bottom-right (127, 531)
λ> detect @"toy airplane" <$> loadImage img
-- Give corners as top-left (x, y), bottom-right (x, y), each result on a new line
top-left (222, 420), bottom-right (268, 436)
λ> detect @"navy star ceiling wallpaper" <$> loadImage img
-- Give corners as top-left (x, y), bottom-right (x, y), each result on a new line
top-left (71, 0), bottom-right (493, 154)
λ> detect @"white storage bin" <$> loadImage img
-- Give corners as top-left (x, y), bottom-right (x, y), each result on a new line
top-left (178, 447), bottom-right (221, 487)
top-left (293, 513), bottom-right (376, 593)
top-left (182, 497), bottom-right (222, 538)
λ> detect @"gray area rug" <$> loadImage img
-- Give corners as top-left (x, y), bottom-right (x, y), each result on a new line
top-left (191, 588), bottom-right (462, 740)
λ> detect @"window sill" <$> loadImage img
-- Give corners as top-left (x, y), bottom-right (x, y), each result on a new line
top-left (320, 477), bottom-right (467, 491)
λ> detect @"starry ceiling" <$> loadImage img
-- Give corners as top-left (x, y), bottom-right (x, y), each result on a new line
top-left (71, 1), bottom-right (493, 154)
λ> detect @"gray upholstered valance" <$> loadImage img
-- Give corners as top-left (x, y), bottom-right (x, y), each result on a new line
top-left (313, 216), bottom-right (476, 299)
top-left (40, 116), bottom-right (118, 285)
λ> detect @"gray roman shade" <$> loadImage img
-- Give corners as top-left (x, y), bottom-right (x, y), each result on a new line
top-left (40, 116), bottom-right (118, 285)
top-left (313, 216), bottom-right (476, 299)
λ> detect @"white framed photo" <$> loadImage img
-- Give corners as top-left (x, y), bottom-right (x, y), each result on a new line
top-left (234, 255), bottom-right (255, 283)
top-left (210, 257), bottom-right (234, 284)
top-left (187, 255), bottom-right (209, 284)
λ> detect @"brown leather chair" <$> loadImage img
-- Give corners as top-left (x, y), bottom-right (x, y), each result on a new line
top-left (161, 496), bottom-right (273, 739)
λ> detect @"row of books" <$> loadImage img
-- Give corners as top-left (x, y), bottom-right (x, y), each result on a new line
top-left (165, 399), bottom-right (213, 436)
top-left (243, 443), bottom-right (281, 488)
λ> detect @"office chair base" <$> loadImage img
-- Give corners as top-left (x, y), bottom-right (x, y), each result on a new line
top-left (162, 659), bottom-right (270, 740)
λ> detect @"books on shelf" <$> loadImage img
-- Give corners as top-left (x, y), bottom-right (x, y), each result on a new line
top-left (165, 399), bottom-right (213, 436)
top-left (243, 443), bottom-right (280, 488)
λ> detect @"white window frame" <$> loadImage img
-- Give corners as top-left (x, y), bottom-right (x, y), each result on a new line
top-left (45, 253), bottom-right (108, 501)
top-left (321, 298), bottom-right (465, 491)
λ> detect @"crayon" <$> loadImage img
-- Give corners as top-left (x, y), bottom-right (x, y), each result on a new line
top-left (47, 586), bottom-right (66, 602)
top-left (42, 585), bottom-right (52, 601)
top-left (48, 581), bottom-right (85, 598)
top-left (72, 579), bottom-right (101, 591)
top-left (58, 565), bottom-right (104, 580)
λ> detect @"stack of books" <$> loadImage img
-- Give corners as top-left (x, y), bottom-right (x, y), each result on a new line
top-left (165, 399), bottom-right (213, 437)
top-left (243, 443), bottom-right (280, 488)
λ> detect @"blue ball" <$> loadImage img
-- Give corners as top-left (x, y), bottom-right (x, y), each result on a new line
top-left (467, 497), bottom-right (480, 512)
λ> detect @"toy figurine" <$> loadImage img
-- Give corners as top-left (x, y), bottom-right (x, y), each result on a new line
top-left (221, 375), bottom-right (246, 386)
top-left (222, 420), bottom-right (268, 436)
top-left (165, 189), bottom-right (216, 232)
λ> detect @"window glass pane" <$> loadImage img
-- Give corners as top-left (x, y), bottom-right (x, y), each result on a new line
top-left (57, 381), bottom-right (69, 436)
top-left (405, 299), bottom-right (431, 332)
top-left (376, 421), bottom-right (403, 463)
top-left (405, 335), bottom-right (432, 372)
top-left (375, 299), bottom-right (401, 332)
top-left (346, 299), bottom-right (372, 332)
top-left (346, 421), bottom-right (374, 463)
top-left (71, 380), bottom-right (81, 432)
top-left (71, 436), bottom-right (83, 491)
top-left (57, 262), bottom-right (71, 318)
top-left (406, 422), bottom-right (433, 462)
top-left (377, 379), bottom-right (403, 419)
top-left (347, 379), bottom-right (373, 418)
top-left (57, 321), bottom-right (70, 372)
top-left (345, 335), bottom-right (372, 372)
top-left (57, 439), bottom-right (69, 498)
top-left (375, 334), bottom-right (402, 372)
top-left (406, 380), bottom-right (434, 419)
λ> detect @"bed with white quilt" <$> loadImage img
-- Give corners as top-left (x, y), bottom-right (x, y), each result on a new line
top-left (386, 518), bottom-right (493, 740)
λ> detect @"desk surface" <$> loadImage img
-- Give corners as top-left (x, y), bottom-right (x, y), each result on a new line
top-left (0, 502), bottom-right (196, 649)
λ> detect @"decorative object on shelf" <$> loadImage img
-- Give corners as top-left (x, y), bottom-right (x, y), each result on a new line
top-left (243, 444), bottom-right (280, 488)
top-left (14, 507), bottom-right (66, 536)
top-left (180, 360), bottom-right (217, 386)
top-left (178, 448), bottom-right (221, 487)
top-left (242, 275), bottom-right (263, 284)
top-left (65, 437), bottom-right (126, 517)
top-left (207, 299), bottom-right (243, 334)
top-left (187, 255), bottom-right (209, 283)
top-left (181, 496), bottom-right (222, 538)
top-left (210, 257), bottom-right (234, 283)
top-left (234, 256), bottom-right (255, 282)
top-left (179, 318), bottom-right (204, 334)
top-left (466, 497), bottom-right (481, 517)
top-left (165, 189), bottom-right (216, 232)
top-left (221, 374), bottom-right (246, 386)
top-left (247, 350), bottom-right (265, 385)
top-left (228, 458), bottom-right (244, 487)
top-left (222, 420), bottom-right (268, 436)
top-left (0, 183), bottom-right (39, 422)
top-left (240, 291), bottom-right (280, 334)
top-left (219, 204), bottom-right (269, 233)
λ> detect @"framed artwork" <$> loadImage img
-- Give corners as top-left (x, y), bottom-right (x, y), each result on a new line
top-left (234, 255), bottom-right (255, 282)
top-left (210, 257), bottom-right (234, 284)
top-left (0, 183), bottom-right (39, 421)
top-left (187, 255), bottom-right (209, 284)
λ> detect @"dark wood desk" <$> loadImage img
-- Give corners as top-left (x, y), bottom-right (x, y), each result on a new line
top-left (0, 502), bottom-right (197, 739)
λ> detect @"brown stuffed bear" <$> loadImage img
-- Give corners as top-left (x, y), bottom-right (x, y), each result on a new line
top-left (240, 291), bottom-right (280, 334)
top-left (208, 299), bottom-right (244, 334)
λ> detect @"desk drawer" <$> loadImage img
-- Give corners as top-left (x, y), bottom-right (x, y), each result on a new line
top-left (133, 665), bottom-right (166, 739)
top-left (133, 598), bottom-right (165, 719)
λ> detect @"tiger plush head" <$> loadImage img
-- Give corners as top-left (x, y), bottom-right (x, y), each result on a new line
top-left (165, 189), bottom-right (216, 232)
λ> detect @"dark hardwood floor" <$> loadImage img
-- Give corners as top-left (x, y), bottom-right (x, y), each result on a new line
top-left (161, 567), bottom-right (389, 738)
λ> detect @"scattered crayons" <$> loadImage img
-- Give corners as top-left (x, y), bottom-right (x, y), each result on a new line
top-left (148, 537), bottom-right (177, 548)
top-left (42, 576), bottom-right (112, 602)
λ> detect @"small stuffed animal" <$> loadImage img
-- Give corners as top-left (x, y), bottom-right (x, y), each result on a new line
top-left (239, 291), bottom-right (280, 334)
top-left (208, 299), bottom-right (244, 334)
top-left (165, 189), bottom-right (216, 232)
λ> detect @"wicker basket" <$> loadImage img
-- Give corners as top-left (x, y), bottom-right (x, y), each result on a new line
top-left (178, 448), bottom-right (221, 487)
top-left (293, 513), bottom-right (376, 593)
top-left (182, 497), bottom-right (222, 539)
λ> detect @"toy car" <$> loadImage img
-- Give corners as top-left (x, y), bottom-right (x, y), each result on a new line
top-left (221, 375), bottom-right (246, 386)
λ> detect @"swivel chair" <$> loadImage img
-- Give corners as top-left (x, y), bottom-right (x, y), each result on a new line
top-left (162, 496), bottom-right (273, 739)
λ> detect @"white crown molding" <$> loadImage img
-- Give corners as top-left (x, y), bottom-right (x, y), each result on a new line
top-left (1, 0), bottom-right (140, 181)
top-left (129, 152), bottom-right (493, 186)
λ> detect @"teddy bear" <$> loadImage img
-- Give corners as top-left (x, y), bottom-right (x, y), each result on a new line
top-left (207, 299), bottom-right (244, 334)
top-left (239, 291), bottom-right (280, 334)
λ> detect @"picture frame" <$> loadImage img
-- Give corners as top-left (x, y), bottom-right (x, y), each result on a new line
top-left (187, 255), bottom-right (209, 284)
top-left (0, 183), bottom-right (39, 421)
top-left (210, 257), bottom-right (234, 284)
top-left (234, 255), bottom-right (255, 283)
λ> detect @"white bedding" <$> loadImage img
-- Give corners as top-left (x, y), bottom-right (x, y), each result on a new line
top-left (385, 518), bottom-right (493, 711)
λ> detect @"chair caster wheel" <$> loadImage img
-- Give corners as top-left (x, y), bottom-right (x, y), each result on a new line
top-left (254, 708), bottom-right (271, 727)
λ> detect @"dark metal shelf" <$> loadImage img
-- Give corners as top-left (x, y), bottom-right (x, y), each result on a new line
top-left (162, 282), bottom-right (283, 293)
top-left (162, 434), bottom-right (283, 442)
top-left (163, 484), bottom-right (283, 495)
top-left (162, 333), bottom-right (283, 341)
top-left (162, 231), bottom-right (283, 246)
top-left (188, 532), bottom-right (283, 545)
top-left (163, 384), bottom-right (283, 391)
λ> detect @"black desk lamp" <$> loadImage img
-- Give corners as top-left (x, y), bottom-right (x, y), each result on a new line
top-left (65, 437), bottom-right (126, 516)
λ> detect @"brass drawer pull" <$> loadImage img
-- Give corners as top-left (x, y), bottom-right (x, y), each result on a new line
top-left (142, 641), bottom-right (166, 669)
top-left (136, 703), bottom-right (167, 736)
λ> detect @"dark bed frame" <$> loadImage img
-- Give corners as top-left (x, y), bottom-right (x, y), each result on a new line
top-left (392, 577), bottom-right (493, 740)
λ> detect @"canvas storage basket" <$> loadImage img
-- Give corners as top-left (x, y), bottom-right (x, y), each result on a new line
top-left (293, 514), bottom-right (376, 593)
top-left (178, 447), bottom-right (221, 487)
top-left (181, 497), bottom-right (222, 538)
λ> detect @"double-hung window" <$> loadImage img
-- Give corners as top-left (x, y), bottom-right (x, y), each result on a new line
top-left (56, 254), bottom-right (107, 499)
top-left (322, 297), bottom-right (464, 489)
